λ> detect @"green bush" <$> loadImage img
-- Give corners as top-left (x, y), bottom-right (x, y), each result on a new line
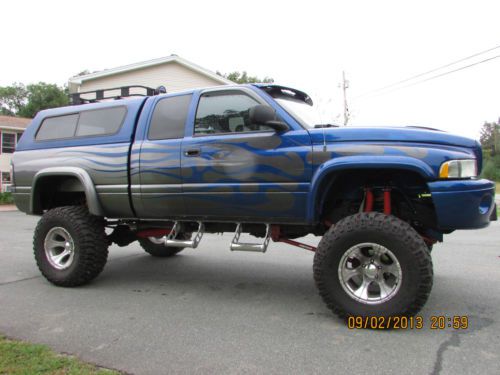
top-left (0, 192), bottom-right (14, 205)
top-left (481, 154), bottom-right (500, 181)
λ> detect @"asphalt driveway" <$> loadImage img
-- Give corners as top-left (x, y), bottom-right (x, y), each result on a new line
top-left (0, 211), bottom-right (499, 375)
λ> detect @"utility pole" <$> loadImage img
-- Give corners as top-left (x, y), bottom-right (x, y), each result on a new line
top-left (342, 71), bottom-right (350, 126)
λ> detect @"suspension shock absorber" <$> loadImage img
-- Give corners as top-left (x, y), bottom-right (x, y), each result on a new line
top-left (364, 187), bottom-right (374, 212)
top-left (383, 187), bottom-right (392, 215)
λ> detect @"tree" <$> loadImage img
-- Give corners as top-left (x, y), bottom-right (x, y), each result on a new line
top-left (19, 83), bottom-right (69, 118)
top-left (479, 119), bottom-right (500, 155)
top-left (74, 70), bottom-right (91, 77)
top-left (217, 71), bottom-right (274, 84)
top-left (0, 83), bottom-right (27, 116)
top-left (0, 82), bottom-right (69, 118)
top-left (479, 119), bottom-right (500, 181)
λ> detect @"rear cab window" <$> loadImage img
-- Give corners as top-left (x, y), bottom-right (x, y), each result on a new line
top-left (148, 94), bottom-right (192, 140)
top-left (35, 106), bottom-right (127, 141)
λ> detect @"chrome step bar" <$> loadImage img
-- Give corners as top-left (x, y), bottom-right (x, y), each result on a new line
top-left (164, 221), bottom-right (204, 248)
top-left (230, 223), bottom-right (270, 253)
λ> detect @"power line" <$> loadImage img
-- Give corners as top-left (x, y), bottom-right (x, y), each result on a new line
top-left (354, 43), bottom-right (500, 100)
top-left (360, 53), bottom-right (500, 100)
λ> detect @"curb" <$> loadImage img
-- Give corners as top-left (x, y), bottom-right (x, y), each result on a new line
top-left (0, 205), bottom-right (18, 212)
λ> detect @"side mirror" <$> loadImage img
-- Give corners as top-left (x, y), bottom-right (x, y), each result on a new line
top-left (249, 105), bottom-right (289, 132)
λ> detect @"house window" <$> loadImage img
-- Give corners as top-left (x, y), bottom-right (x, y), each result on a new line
top-left (1, 172), bottom-right (11, 184)
top-left (1, 132), bottom-right (17, 153)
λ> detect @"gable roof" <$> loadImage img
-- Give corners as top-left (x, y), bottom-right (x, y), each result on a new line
top-left (0, 115), bottom-right (31, 130)
top-left (69, 55), bottom-right (234, 85)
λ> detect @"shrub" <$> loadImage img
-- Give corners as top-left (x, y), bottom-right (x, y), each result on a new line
top-left (481, 154), bottom-right (500, 181)
top-left (0, 192), bottom-right (14, 205)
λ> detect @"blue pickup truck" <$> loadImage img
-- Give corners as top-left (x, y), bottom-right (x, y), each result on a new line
top-left (11, 84), bottom-right (496, 320)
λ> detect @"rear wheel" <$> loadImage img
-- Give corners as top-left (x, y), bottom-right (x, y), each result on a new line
top-left (138, 233), bottom-right (191, 257)
top-left (33, 206), bottom-right (108, 286)
top-left (313, 212), bottom-right (433, 320)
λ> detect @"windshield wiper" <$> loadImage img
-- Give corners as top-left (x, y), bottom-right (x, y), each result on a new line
top-left (314, 124), bottom-right (339, 128)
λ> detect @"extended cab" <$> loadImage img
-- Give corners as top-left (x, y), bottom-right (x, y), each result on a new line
top-left (11, 84), bottom-right (497, 321)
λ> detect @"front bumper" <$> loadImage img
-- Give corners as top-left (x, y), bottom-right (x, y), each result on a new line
top-left (428, 179), bottom-right (496, 230)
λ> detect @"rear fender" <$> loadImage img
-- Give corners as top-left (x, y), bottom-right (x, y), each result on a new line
top-left (31, 167), bottom-right (104, 216)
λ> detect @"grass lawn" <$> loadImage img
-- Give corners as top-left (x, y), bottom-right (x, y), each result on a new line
top-left (0, 335), bottom-right (119, 375)
top-left (496, 182), bottom-right (500, 194)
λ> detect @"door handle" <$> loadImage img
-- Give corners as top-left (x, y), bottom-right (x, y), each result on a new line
top-left (184, 148), bottom-right (201, 157)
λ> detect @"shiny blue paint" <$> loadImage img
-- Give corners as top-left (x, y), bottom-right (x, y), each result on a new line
top-left (306, 155), bottom-right (436, 223)
top-left (179, 129), bottom-right (312, 220)
top-left (133, 91), bottom-right (198, 217)
top-left (16, 98), bottom-right (147, 151)
top-left (309, 141), bottom-right (475, 178)
top-left (307, 128), bottom-right (484, 175)
top-left (14, 84), bottom-right (495, 231)
top-left (428, 179), bottom-right (495, 229)
top-left (308, 127), bottom-right (479, 148)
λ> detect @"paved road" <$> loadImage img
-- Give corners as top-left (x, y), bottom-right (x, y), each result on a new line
top-left (0, 211), bottom-right (499, 375)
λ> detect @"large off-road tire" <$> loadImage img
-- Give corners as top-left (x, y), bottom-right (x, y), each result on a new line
top-left (33, 206), bottom-right (108, 287)
top-left (138, 233), bottom-right (191, 257)
top-left (313, 212), bottom-right (433, 319)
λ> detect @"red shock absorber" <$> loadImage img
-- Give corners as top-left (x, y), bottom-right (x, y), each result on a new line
top-left (364, 188), bottom-right (374, 212)
top-left (383, 188), bottom-right (392, 215)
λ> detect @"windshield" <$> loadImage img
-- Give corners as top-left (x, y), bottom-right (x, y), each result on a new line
top-left (275, 98), bottom-right (323, 129)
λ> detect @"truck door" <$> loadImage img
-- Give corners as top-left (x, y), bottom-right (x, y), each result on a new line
top-left (180, 88), bottom-right (312, 223)
top-left (135, 94), bottom-right (192, 218)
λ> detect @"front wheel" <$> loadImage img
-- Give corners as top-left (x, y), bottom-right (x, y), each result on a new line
top-left (313, 212), bottom-right (433, 319)
top-left (33, 206), bottom-right (109, 287)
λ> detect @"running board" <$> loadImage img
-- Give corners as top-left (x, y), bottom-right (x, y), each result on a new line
top-left (165, 221), bottom-right (204, 248)
top-left (230, 224), bottom-right (270, 253)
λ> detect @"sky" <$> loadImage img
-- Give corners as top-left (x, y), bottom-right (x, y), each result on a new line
top-left (1, 0), bottom-right (499, 139)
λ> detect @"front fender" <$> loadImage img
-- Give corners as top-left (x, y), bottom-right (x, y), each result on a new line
top-left (31, 167), bottom-right (104, 216)
top-left (306, 155), bottom-right (436, 222)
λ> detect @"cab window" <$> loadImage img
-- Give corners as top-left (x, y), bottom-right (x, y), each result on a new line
top-left (148, 94), bottom-right (192, 140)
top-left (194, 92), bottom-right (272, 136)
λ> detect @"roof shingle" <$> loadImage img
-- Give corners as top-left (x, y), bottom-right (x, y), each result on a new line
top-left (0, 115), bottom-right (31, 130)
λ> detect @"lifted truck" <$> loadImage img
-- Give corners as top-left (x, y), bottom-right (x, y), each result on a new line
top-left (11, 84), bottom-right (497, 320)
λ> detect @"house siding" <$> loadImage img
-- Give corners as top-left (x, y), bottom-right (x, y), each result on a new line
top-left (0, 116), bottom-right (30, 191)
top-left (78, 62), bottom-right (224, 96)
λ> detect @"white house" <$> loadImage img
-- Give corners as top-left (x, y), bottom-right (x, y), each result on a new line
top-left (68, 55), bottom-right (233, 99)
top-left (0, 115), bottom-right (30, 192)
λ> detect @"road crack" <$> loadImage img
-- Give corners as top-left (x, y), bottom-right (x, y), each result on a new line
top-left (431, 332), bottom-right (461, 375)
top-left (0, 275), bottom-right (41, 287)
top-left (430, 315), bottom-right (494, 375)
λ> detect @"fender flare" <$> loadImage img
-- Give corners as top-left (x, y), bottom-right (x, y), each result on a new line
top-left (306, 155), bottom-right (435, 222)
top-left (31, 167), bottom-right (104, 216)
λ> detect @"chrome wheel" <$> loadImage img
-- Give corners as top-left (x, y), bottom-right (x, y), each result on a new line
top-left (44, 227), bottom-right (75, 270)
top-left (148, 236), bottom-right (165, 245)
top-left (338, 242), bottom-right (402, 305)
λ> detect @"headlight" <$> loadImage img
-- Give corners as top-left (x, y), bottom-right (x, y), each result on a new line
top-left (439, 159), bottom-right (477, 178)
